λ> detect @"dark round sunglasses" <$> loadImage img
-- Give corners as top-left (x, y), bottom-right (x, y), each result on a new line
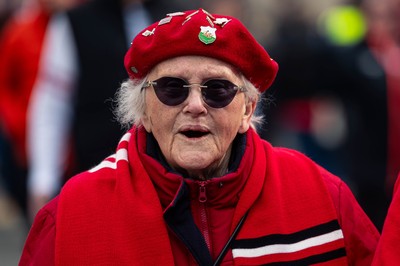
top-left (142, 77), bottom-right (246, 108)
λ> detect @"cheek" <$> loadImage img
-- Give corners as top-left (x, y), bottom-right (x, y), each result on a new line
top-left (214, 111), bottom-right (243, 143)
top-left (142, 94), bottom-right (157, 132)
top-left (223, 100), bottom-right (246, 128)
top-left (145, 98), bottom-right (178, 138)
top-left (215, 102), bottom-right (248, 141)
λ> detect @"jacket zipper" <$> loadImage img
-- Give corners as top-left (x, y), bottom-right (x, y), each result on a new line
top-left (197, 181), bottom-right (211, 252)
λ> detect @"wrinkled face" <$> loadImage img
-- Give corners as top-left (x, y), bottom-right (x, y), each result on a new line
top-left (141, 56), bottom-right (255, 179)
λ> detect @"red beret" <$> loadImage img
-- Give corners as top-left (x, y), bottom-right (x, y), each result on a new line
top-left (124, 9), bottom-right (278, 92)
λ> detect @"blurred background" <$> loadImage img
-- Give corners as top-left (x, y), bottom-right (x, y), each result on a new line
top-left (1, 0), bottom-right (399, 264)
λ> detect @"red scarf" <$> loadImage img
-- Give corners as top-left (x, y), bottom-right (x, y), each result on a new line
top-left (55, 127), bottom-right (346, 265)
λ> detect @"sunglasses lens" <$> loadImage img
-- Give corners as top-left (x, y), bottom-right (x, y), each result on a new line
top-left (202, 80), bottom-right (238, 108)
top-left (149, 77), bottom-right (240, 108)
top-left (152, 77), bottom-right (189, 106)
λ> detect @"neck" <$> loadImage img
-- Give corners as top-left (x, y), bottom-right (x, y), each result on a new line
top-left (176, 145), bottom-right (233, 181)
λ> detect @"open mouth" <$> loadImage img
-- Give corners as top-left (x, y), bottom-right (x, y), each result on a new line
top-left (181, 130), bottom-right (209, 138)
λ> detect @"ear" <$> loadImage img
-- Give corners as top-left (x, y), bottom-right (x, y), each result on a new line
top-left (141, 112), bottom-right (152, 133)
top-left (238, 100), bottom-right (257, 133)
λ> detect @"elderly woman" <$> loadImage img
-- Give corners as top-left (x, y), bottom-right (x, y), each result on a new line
top-left (20, 9), bottom-right (379, 265)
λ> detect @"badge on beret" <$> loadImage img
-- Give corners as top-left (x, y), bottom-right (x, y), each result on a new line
top-left (214, 18), bottom-right (231, 27)
top-left (199, 26), bottom-right (217, 44)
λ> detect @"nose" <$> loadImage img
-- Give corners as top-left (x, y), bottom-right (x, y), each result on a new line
top-left (183, 86), bottom-right (208, 115)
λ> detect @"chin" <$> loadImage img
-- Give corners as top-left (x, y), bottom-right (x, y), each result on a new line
top-left (178, 161), bottom-right (212, 172)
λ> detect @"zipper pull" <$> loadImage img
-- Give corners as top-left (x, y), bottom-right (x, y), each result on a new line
top-left (198, 181), bottom-right (207, 203)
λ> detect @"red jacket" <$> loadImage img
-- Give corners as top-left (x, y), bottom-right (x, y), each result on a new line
top-left (20, 128), bottom-right (379, 265)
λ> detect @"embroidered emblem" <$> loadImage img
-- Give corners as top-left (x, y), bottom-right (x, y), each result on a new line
top-left (142, 28), bottom-right (155, 36)
top-left (199, 26), bottom-right (217, 44)
top-left (167, 12), bottom-right (185, 17)
top-left (202, 9), bottom-right (215, 20)
top-left (158, 16), bottom-right (172, 26)
top-left (186, 10), bottom-right (200, 18)
top-left (214, 18), bottom-right (231, 27)
top-left (182, 10), bottom-right (199, 25)
top-left (182, 16), bottom-right (191, 25)
top-left (206, 16), bottom-right (214, 27)
top-left (130, 66), bottom-right (138, 73)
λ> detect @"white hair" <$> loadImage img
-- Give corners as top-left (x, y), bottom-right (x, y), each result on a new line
top-left (113, 75), bottom-right (265, 131)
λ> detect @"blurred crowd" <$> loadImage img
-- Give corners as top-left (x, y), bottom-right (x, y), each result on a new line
top-left (0, 0), bottom-right (399, 238)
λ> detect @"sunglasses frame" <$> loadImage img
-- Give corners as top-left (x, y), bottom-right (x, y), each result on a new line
top-left (142, 77), bottom-right (247, 108)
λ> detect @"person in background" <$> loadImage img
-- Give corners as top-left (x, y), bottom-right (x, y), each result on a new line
top-left (370, 0), bottom-right (400, 254)
top-left (373, 173), bottom-right (400, 264)
top-left (0, 0), bottom-right (21, 29)
top-left (20, 9), bottom-right (379, 265)
top-left (362, 0), bottom-right (400, 194)
top-left (258, 0), bottom-right (391, 230)
top-left (0, 0), bottom-right (82, 220)
top-left (26, 0), bottom-right (179, 221)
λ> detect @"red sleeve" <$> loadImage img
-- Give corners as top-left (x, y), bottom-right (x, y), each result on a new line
top-left (372, 174), bottom-right (400, 265)
top-left (322, 169), bottom-right (380, 266)
top-left (19, 197), bottom-right (58, 266)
